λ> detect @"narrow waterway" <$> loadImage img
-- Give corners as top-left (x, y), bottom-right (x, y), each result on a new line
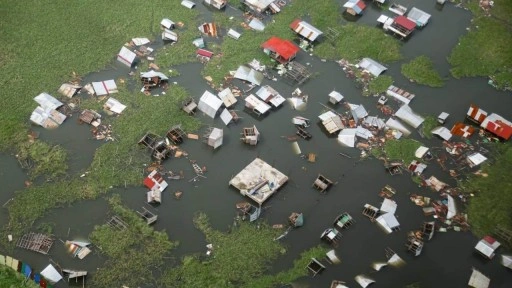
top-left (1, 1), bottom-right (511, 287)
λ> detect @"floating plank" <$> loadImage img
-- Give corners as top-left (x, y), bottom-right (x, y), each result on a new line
top-left (187, 133), bottom-right (199, 140)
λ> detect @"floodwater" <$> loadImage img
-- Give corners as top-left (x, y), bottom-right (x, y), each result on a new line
top-left (2, 1), bottom-right (512, 287)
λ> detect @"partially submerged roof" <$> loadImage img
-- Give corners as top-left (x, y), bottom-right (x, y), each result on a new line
top-left (407, 7), bottom-right (431, 27)
top-left (198, 90), bottom-right (223, 118)
top-left (356, 126), bottom-right (373, 139)
top-left (344, 0), bottom-right (367, 14)
top-left (431, 126), bottom-right (452, 141)
top-left (395, 105), bottom-right (425, 128)
top-left (58, 83), bottom-right (82, 98)
top-left (261, 37), bottom-right (300, 61)
top-left (338, 128), bottom-right (356, 147)
top-left (385, 118), bottom-right (411, 136)
top-left (468, 268), bottom-right (490, 288)
top-left (229, 158), bottom-right (289, 205)
top-left (218, 87), bottom-right (237, 108)
top-left (244, 0), bottom-right (273, 12)
top-left (92, 80), bottom-right (118, 96)
top-left (117, 46), bottom-right (137, 67)
top-left (394, 15), bottom-right (416, 31)
top-left (349, 103), bottom-right (368, 122)
top-left (376, 213), bottom-right (400, 234)
top-left (131, 37), bottom-right (150, 46)
top-left (467, 153), bottom-right (487, 166)
top-left (501, 255), bottom-right (512, 269)
top-left (380, 198), bottom-right (397, 214)
top-left (364, 116), bottom-right (385, 129)
top-left (329, 90), bottom-right (344, 102)
top-left (256, 85), bottom-right (286, 107)
top-left (234, 65), bottom-right (264, 86)
top-left (354, 274), bottom-right (375, 288)
top-left (141, 70), bottom-right (169, 80)
top-left (220, 108), bottom-right (233, 125)
top-left (358, 58), bottom-right (387, 76)
top-left (161, 18), bottom-right (175, 29)
top-left (34, 93), bottom-right (63, 110)
top-left (415, 146), bottom-right (429, 158)
top-left (181, 0), bottom-right (196, 9)
top-left (480, 113), bottom-right (512, 140)
top-left (41, 264), bottom-right (63, 284)
top-left (319, 111), bottom-right (344, 134)
top-left (104, 97), bottom-right (127, 114)
top-left (245, 94), bottom-right (271, 115)
top-left (289, 19), bottom-right (323, 42)
top-left (249, 18), bottom-right (265, 31)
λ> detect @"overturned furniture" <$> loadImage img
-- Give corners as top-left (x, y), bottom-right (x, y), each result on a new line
top-left (138, 132), bottom-right (172, 160)
top-left (78, 109), bottom-right (101, 127)
top-left (289, 212), bottom-right (304, 228)
top-left (166, 124), bottom-right (186, 145)
top-left (406, 234), bottom-right (424, 256)
top-left (422, 221), bottom-right (435, 241)
top-left (312, 174), bottom-right (333, 193)
top-left (17, 232), bottom-right (54, 255)
top-left (236, 202), bottom-right (261, 222)
top-left (241, 125), bottom-right (260, 145)
top-left (203, 127), bottom-right (223, 149)
top-left (362, 204), bottom-right (380, 221)
top-left (296, 126), bottom-right (312, 140)
top-left (65, 240), bottom-right (92, 259)
top-left (306, 258), bottom-right (326, 277)
top-left (320, 228), bottom-right (342, 246)
top-left (182, 97), bottom-right (198, 115)
top-left (137, 207), bottom-right (158, 225)
top-left (334, 212), bottom-right (355, 230)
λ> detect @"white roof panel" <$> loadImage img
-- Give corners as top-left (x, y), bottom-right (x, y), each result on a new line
top-left (41, 264), bottom-right (63, 283)
top-left (161, 18), bottom-right (175, 29)
top-left (338, 129), bottom-right (356, 147)
top-left (117, 46), bottom-right (137, 66)
top-left (198, 90), bottom-right (223, 118)
top-left (131, 38), bottom-right (151, 46)
top-left (380, 198), bottom-right (397, 214)
top-left (358, 58), bottom-right (387, 76)
top-left (92, 80), bottom-right (118, 96)
top-left (431, 126), bottom-right (452, 141)
top-left (141, 70), bottom-right (169, 80)
top-left (105, 97), bottom-right (127, 114)
top-left (34, 93), bottom-right (63, 110)
top-left (220, 108), bottom-right (233, 125)
top-left (395, 104), bottom-right (425, 128)
top-left (181, 0), bottom-right (196, 9)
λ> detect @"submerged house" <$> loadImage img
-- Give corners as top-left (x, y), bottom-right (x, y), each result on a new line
top-left (203, 127), bottom-right (223, 149)
top-left (204, 0), bottom-right (227, 9)
top-left (140, 70), bottom-right (169, 90)
top-left (358, 58), bottom-right (387, 77)
top-left (241, 0), bottom-right (274, 14)
top-left (475, 236), bottom-right (501, 259)
top-left (319, 111), bottom-right (344, 134)
top-left (30, 93), bottom-right (67, 129)
top-left (234, 65), bottom-right (264, 86)
top-left (329, 90), bottom-right (344, 105)
top-left (480, 113), bottom-right (512, 140)
top-left (466, 104), bottom-right (488, 124)
top-left (255, 85), bottom-right (286, 108)
top-left (198, 90), bottom-right (223, 118)
top-left (289, 19), bottom-right (323, 42)
top-left (241, 125), bottom-right (260, 145)
top-left (218, 87), bottom-right (238, 108)
top-left (407, 7), bottom-right (431, 27)
top-left (261, 36), bottom-right (300, 64)
top-left (138, 132), bottom-right (172, 160)
top-left (379, 15), bottom-right (416, 38)
top-left (229, 158), bottom-right (288, 205)
top-left (343, 0), bottom-right (367, 16)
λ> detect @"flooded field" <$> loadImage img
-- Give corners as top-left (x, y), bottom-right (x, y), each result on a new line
top-left (1, 1), bottom-right (512, 287)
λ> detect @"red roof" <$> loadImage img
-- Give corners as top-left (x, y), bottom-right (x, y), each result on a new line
top-left (483, 235), bottom-right (496, 245)
top-left (394, 16), bottom-right (416, 31)
top-left (356, 0), bottom-right (366, 10)
top-left (261, 36), bottom-right (300, 61)
top-left (289, 19), bottom-right (301, 30)
top-left (197, 49), bottom-right (213, 58)
top-left (485, 120), bottom-right (512, 140)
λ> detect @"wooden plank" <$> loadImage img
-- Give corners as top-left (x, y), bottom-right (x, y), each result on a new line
top-left (187, 133), bottom-right (199, 140)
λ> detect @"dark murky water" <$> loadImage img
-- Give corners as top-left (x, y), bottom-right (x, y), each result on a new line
top-left (2, 1), bottom-right (512, 287)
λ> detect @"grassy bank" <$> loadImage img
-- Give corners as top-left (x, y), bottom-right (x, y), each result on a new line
top-left (401, 56), bottom-right (444, 87)
top-left (89, 195), bottom-right (177, 288)
top-left (464, 143), bottom-right (512, 243)
top-left (203, 0), bottom-right (402, 85)
top-left (449, 0), bottom-right (512, 90)
top-left (160, 212), bottom-right (327, 287)
top-left (0, 0), bottom-right (201, 148)
top-left (0, 266), bottom-right (39, 288)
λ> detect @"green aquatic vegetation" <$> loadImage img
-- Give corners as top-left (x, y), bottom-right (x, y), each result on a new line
top-left (465, 143), bottom-right (512, 244)
top-left (384, 139), bottom-right (422, 165)
top-left (401, 56), bottom-right (444, 87)
top-left (161, 212), bottom-right (328, 287)
top-left (421, 116), bottom-right (439, 139)
top-left (90, 195), bottom-right (177, 288)
top-left (449, 0), bottom-right (512, 90)
top-left (367, 75), bottom-right (394, 96)
top-left (0, 266), bottom-right (40, 288)
top-left (15, 140), bottom-right (68, 181)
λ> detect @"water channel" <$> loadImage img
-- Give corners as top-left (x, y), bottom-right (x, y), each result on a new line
top-left (1, 1), bottom-right (511, 287)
